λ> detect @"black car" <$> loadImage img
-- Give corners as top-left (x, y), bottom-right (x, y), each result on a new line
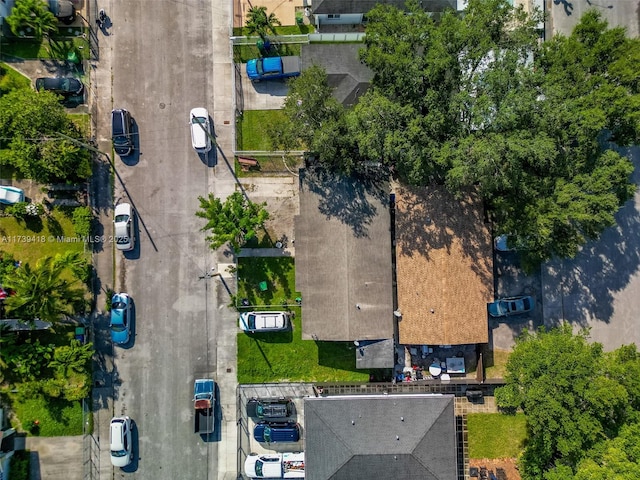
top-left (49, 0), bottom-right (76, 24)
top-left (253, 422), bottom-right (300, 443)
top-left (35, 77), bottom-right (84, 96)
top-left (246, 397), bottom-right (293, 419)
top-left (111, 109), bottom-right (134, 156)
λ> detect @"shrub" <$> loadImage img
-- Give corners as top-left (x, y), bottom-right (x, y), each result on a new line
top-left (9, 450), bottom-right (30, 480)
top-left (72, 206), bottom-right (93, 237)
top-left (25, 202), bottom-right (44, 216)
top-left (6, 202), bottom-right (28, 219)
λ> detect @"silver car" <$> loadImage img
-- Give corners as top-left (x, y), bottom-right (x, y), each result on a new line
top-left (488, 296), bottom-right (534, 317)
top-left (114, 203), bottom-right (135, 251)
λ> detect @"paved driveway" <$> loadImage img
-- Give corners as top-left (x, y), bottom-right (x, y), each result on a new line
top-left (549, 0), bottom-right (639, 37)
top-left (542, 146), bottom-right (640, 351)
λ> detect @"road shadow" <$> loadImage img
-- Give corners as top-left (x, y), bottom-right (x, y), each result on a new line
top-left (120, 420), bottom-right (139, 473)
top-left (29, 451), bottom-right (42, 480)
top-left (119, 119), bottom-right (140, 166)
top-left (92, 312), bottom-right (118, 408)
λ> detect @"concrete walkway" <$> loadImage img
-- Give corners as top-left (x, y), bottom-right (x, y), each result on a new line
top-left (25, 436), bottom-right (84, 480)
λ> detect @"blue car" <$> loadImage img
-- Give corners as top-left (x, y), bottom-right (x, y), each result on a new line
top-left (488, 296), bottom-right (534, 317)
top-left (110, 293), bottom-right (131, 344)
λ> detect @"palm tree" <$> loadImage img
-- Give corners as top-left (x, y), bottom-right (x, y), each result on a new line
top-left (49, 340), bottom-right (93, 378)
top-left (6, 0), bottom-right (58, 40)
top-left (245, 6), bottom-right (281, 41)
top-left (2, 253), bottom-right (87, 325)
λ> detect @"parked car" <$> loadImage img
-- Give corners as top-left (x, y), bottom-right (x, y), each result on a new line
top-left (253, 422), bottom-right (300, 443)
top-left (247, 397), bottom-right (293, 419)
top-left (488, 296), bottom-right (534, 317)
top-left (114, 203), bottom-right (135, 251)
top-left (111, 109), bottom-right (134, 156)
top-left (109, 416), bottom-right (133, 467)
top-left (48, 0), bottom-right (75, 24)
top-left (239, 311), bottom-right (290, 332)
top-left (110, 292), bottom-right (131, 345)
top-left (494, 234), bottom-right (530, 252)
top-left (189, 107), bottom-right (212, 153)
top-left (0, 186), bottom-right (24, 205)
top-left (35, 77), bottom-right (84, 96)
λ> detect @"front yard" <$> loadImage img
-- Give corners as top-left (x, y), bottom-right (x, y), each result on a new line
top-left (236, 257), bottom-right (371, 383)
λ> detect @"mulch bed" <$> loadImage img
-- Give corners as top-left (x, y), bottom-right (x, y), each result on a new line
top-left (469, 459), bottom-right (521, 480)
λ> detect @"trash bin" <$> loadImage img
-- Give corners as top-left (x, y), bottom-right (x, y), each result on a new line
top-left (259, 281), bottom-right (268, 292)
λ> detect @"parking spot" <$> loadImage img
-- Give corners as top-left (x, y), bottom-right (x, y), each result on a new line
top-left (239, 69), bottom-right (289, 111)
top-left (238, 383), bottom-right (314, 464)
top-left (491, 251), bottom-right (543, 350)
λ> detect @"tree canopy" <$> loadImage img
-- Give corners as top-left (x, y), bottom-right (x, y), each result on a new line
top-left (275, 0), bottom-right (640, 269)
top-left (2, 252), bottom-right (89, 324)
top-left (0, 88), bottom-right (91, 183)
top-left (245, 6), bottom-right (281, 40)
top-left (196, 191), bottom-right (269, 252)
top-left (495, 325), bottom-right (640, 479)
top-left (6, 0), bottom-right (58, 40)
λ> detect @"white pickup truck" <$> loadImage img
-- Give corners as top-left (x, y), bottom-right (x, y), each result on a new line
top-left (244, 452), bottom-right (305, 478)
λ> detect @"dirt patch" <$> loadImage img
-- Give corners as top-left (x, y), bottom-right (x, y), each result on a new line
top-left (469, 459), bottom-right (521, 480)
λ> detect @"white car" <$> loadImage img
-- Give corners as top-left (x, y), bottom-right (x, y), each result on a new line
top-left (114, 203), bottom-right (135, 251)
top-left (239, 311), bottom-right (290, 333)
top-left (0, 186), bottom-right (25, 205)
top-left (109, 416), bottom-right (133, 467)
top-left (244, 452), bottom-right (305, 479)
top-left (189, 107), bottom-right (211, 153)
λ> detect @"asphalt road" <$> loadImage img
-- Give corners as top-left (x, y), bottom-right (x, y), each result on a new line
top-left (107, 0), bottom-right (219, 478)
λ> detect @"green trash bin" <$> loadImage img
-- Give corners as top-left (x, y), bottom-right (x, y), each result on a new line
top-left (259, 281), bottom-right (268, 292)
top-left (67, 51), bottom-right (79, 64)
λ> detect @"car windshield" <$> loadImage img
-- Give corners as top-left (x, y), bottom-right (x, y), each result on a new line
top-left (263, 426), bottom-right (272, 442)
top-left (192, 116), bottom-right (206, 124)
top-left (112, 301), bottom-right (126, 309)
top-left (114, 135), bottom-right (128, 146)
top-left (247, 314), bottom-right (256, 330)
top-left (256, 60), bottom-right (264, 75)
top-left (116, 236), bottom-right (130, 245)
top-left (111, 324), bottom-right (125, 332)
top-left (255, 461), bottom-right (264, 476)
top-left (114, 214), bottom-right (129, 223)
top-left (111, 449), bottom-right (127, 457)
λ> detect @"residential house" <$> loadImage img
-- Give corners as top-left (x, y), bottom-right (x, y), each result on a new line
top-left (295, 166), bottom-right (394, 365)
top-left (304, 394), bottom-right (458, 479)
top-left (394, 185), bottom-right (493, 347)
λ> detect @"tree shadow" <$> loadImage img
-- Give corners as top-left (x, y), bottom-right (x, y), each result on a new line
top-left (543, 145), bottom-right (640, 329)
top-left (300, 165), bottom-right (388, 238)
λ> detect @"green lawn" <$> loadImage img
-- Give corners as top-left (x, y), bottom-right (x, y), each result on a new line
top-left (1, 34), bottom-right (89, 61)
top-left (467, 413), bottom-right (527, 458)
top-left (7, 394), bottom-right (84, 436)
top-left (0, 207), bottom-right (86, 266)
top-left (232, 25), bottom-right (315, 36)
top-left (236, 256), bottom-right (371, 383)
top-left (236, 110), bottom-right (288, 151)
top-left (484, 349), bottom-right (511, 379)
top-left (0, 63), bottom-right (31, 92)
top-left (69, 114), bottom-right (91, 137)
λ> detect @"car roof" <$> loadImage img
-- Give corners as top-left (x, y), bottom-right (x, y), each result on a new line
top-left (114, 203), bottom-right (131, 217)
top-left (110, 418), bottom-right (127, 448)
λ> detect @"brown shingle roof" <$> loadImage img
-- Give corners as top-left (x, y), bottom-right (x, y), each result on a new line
top-left (395, 185), bottom-right (493, 345)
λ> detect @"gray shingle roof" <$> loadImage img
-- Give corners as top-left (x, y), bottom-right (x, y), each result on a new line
top-left (295, 167), bottom-right (394, 341)
top-left (304, 395), bottom-right (457, 479)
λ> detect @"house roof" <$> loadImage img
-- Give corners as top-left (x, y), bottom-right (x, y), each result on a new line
top-left (395, 185), bottom-right (493, 345)
top-left (312, 0), bottom-right (457, 15)
top-left (295, 167), bottom-right (394, 341)
top-left (354, 339), bottom-right (395, 369)
top-left (301, 44), bottom-right (373, 107)
top-left (304, 394), bottom-right (457, 480)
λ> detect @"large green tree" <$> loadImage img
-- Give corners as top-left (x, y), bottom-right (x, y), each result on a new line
top-left (0, 89), bottom-right (91, 183)
top-left (277, 0), bottom-right (639, 270)
top-left (495, 325), bottom-right (640, 479)
top-left (2, 252), bottom-right (88, 324)
top-left (6, 0), bottom-right (58, 40)
top-left (196, 191), bottom-right (269, 252)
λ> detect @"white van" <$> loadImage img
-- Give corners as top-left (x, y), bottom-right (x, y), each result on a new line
top-left (189, 108), bottom-right (211, 153)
